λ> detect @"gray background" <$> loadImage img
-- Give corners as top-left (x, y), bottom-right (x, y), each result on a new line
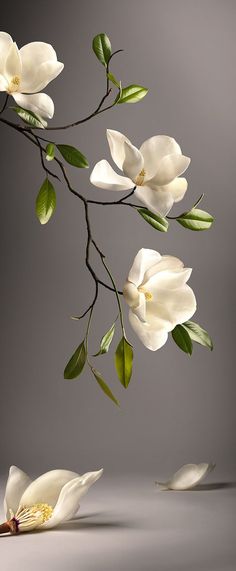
top-left (0, 1), bottom-right (235, 569)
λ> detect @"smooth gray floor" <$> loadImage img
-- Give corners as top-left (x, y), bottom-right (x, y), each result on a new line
top-left (0, 474), bottom-right (235, 571)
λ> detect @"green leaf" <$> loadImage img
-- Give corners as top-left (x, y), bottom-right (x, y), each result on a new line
top-left (45, 143), bottom-right (55, 161)
top-left (36, 178), bottom-right (56, 225)
top-left (137, 208), bottom-right (169, 232)
top-left (115, 337), bottom-right (133, 388)
top-left (182, 321), bottom-right (213, 351)
top-left (177, 208), bottom-right (214, 231)
top-left (107, 71), bottom-right (120, 88)
top-left (93, 322), bottom-right (116, 356)
top-left (116, 84), bottom-right (148, 104)
top-left (91, 368), bottom-right (120, 406)
top-left (92, 33), bottom-right (111, 66)
top-left (12, 106), bottom-right (47, 128)
top-left (57, 144), bottom-right (89, 168)
top-left (172, 325), bottom-right (193, 355)
top-left (64, 341), bottom-right (87, 380)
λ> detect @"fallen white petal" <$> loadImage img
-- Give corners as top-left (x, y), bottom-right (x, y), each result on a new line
top-left (156, 463), bottom-right (216, 490)
top-left (90, 160), bottom-right (133, 191)
top-left (4, 466), bottom-right (32, 519)
top-left (19, 469), bottom-right (80, 508)
top-left (12, 92), bottom-right (54, 119)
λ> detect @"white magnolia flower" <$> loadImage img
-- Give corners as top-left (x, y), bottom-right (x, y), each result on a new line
top-left (0, 32), bottom-right (64, 120)
top-left (156, 463), bottom-right (216, 491)
top-left (123, 248), bottom-right (196, 351)
top-left (90, 129), bottom-right (191, 217)
top-left (0, 465), bottom-right (103, 534)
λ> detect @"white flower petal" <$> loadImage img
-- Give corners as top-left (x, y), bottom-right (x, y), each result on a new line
top-left (106, 129), bottom-right (132, 170)
top-left (158, 463), bottom-right (216, 491)
top-left (4, 466), bottom-right (32, 519)
top-left (4, 42), bottom-right (21, 82)
top-left (163, 177), bottom-right (188, 203)
top-left (129, 310), bottom-right (168, 351)
top-left (20, 61), bottom-right (64, 94)
top-left (42, 469), bottom-right (103, 529)
top-left (145, 256), bottom-right (184, 280)
top-left (127, 248), bottom-right (162, 287)
top-left (135, 185), bottom-right (174, 217)
top-left (13, 92), bottom-right (54, 119)
top-left (0, 73), bottom-right (8, 91)
top-left (150, 154), bottom-right (191, 186)
top-left (140, 135), bottom-right (181, 180)
top-left (19, 469), bottom-right (80, 508)
top-left (90, 160), bottom-right (133, 191)
top-left (0, 32), bottom-right (13, 72)
top-left (122, 141), bottom-right (144, 181)
top-left (144, 268), bottom-right (192, 293)
top-left (156, 285), bottom-right (197, 327)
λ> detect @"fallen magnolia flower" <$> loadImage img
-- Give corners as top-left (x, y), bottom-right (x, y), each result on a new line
top-left (90, 129), bottom-right (190, 216)
top-left (156, 463), bottom-right (216, 490)
top-left (0, 31), bottom-right (64, 120)
top-left (0, 465), bottom-right (103, 534)
top-left (123, 248), bottom-right (196, 351)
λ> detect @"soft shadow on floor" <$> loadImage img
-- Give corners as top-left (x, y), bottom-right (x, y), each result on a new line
top-left (190, 482), bottom-right (236, 491)
top-left (56, 517), bottom-right (137, 532)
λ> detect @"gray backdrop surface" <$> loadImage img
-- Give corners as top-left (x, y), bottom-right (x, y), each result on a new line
top-left (0, 0), bottom-right (235, 482)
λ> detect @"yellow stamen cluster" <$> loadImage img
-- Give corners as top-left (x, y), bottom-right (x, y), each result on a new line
top-left (135, 168), bottom-right (146, 186)
top-left (14, 503), bottom-right (53, 532)
top-left (138, 286), bottom-right (153, 301)
top-left (8, 75), bottom-right (20, 94)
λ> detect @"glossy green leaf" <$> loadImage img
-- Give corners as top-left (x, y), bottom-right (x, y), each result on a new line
top-left (177, 208), bottom-right (214, 231)
top-left (64, 341), bottom-right (87, 379)
top-left (138, 208), bottom-right (169, 232)
top-left (116, 84), bottom-right (148, 104)
top-left (107, 71), bottom-right (120, 88)
top-left (115, 337), bottom-right (133, 388)
top-left (93, 322), bottom-right (116, 356)
top-left (92, 33), bottom-right (111, 66)
top-left (182, 321), bottom-right (213, 351)
top-left (45, 143), bottom-right (55, 161)
top-left (12, 106), bottom-right (47, 128)
top-left (172, 325), bottom-right (193, 355)
top-left (36, 178), bottom-right (56, 225)
top-left (91, 368), bottom-right (120, 406)
top-left (57, 144), bottom-right (89, 168)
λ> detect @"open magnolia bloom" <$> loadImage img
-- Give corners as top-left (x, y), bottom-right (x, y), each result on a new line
top-left (123, 248), bottom-right (196, 351)
top-left (0, 32), bottom-right (64, 120)
top-left (90, 129), bottom-right (191, 216)
top-left (0, 465), bottom-right (103, 534)
top-left (156, 463), bottom-right (216, 490)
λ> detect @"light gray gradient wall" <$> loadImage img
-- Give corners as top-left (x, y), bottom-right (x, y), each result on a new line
top-left (0, 0), bottom-right (235, 479)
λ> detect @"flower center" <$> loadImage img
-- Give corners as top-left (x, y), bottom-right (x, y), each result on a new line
top-left (7, 75), bottom-right (20, 94)
top-left (135, 168), bottom-right (146, 186)
top-left (13, 503), bottom-right (53, 532)
top-left (138, 286), bottom-right (153, 301)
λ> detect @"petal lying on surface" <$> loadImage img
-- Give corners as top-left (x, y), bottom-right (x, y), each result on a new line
top-left (150, 154), bottom-right (191, 186)
top-left (140, 135), bottom-right (181, 180)
top-left (127, 248), bottom-right (162, 287)
top-left (0, 32), bottom-right (13, 72)
top-left (4, 42), bottom-right (21, 82)
top-left (106, 129), bottom-right (132, 170)
top-left (157, 463), bottom-right (216, 491)
top-left (20, 61), bottom-right (64, 93)
top-left (19, 469), bottom-right (80, 508)
top-left (163, 177), bottom-right (188, 202)
top-left (156, 285), bottom-right (196, 327)
top-left (13, 92), bottom-right (54, 119)
top-left (122, 141), bottom-right (144, 181)
top-left (135, 185), bottom-right (174, 217)
top-left (129, 310), bottom-right (168, 351)
top-left (4, 466), bottom-right (32, 519)
top-left (42, 469), bottom-right (103, 529)
top-left (90, 160), bottom-right (133, 191)
top-left (144, 268), bottom-right (192, 293)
